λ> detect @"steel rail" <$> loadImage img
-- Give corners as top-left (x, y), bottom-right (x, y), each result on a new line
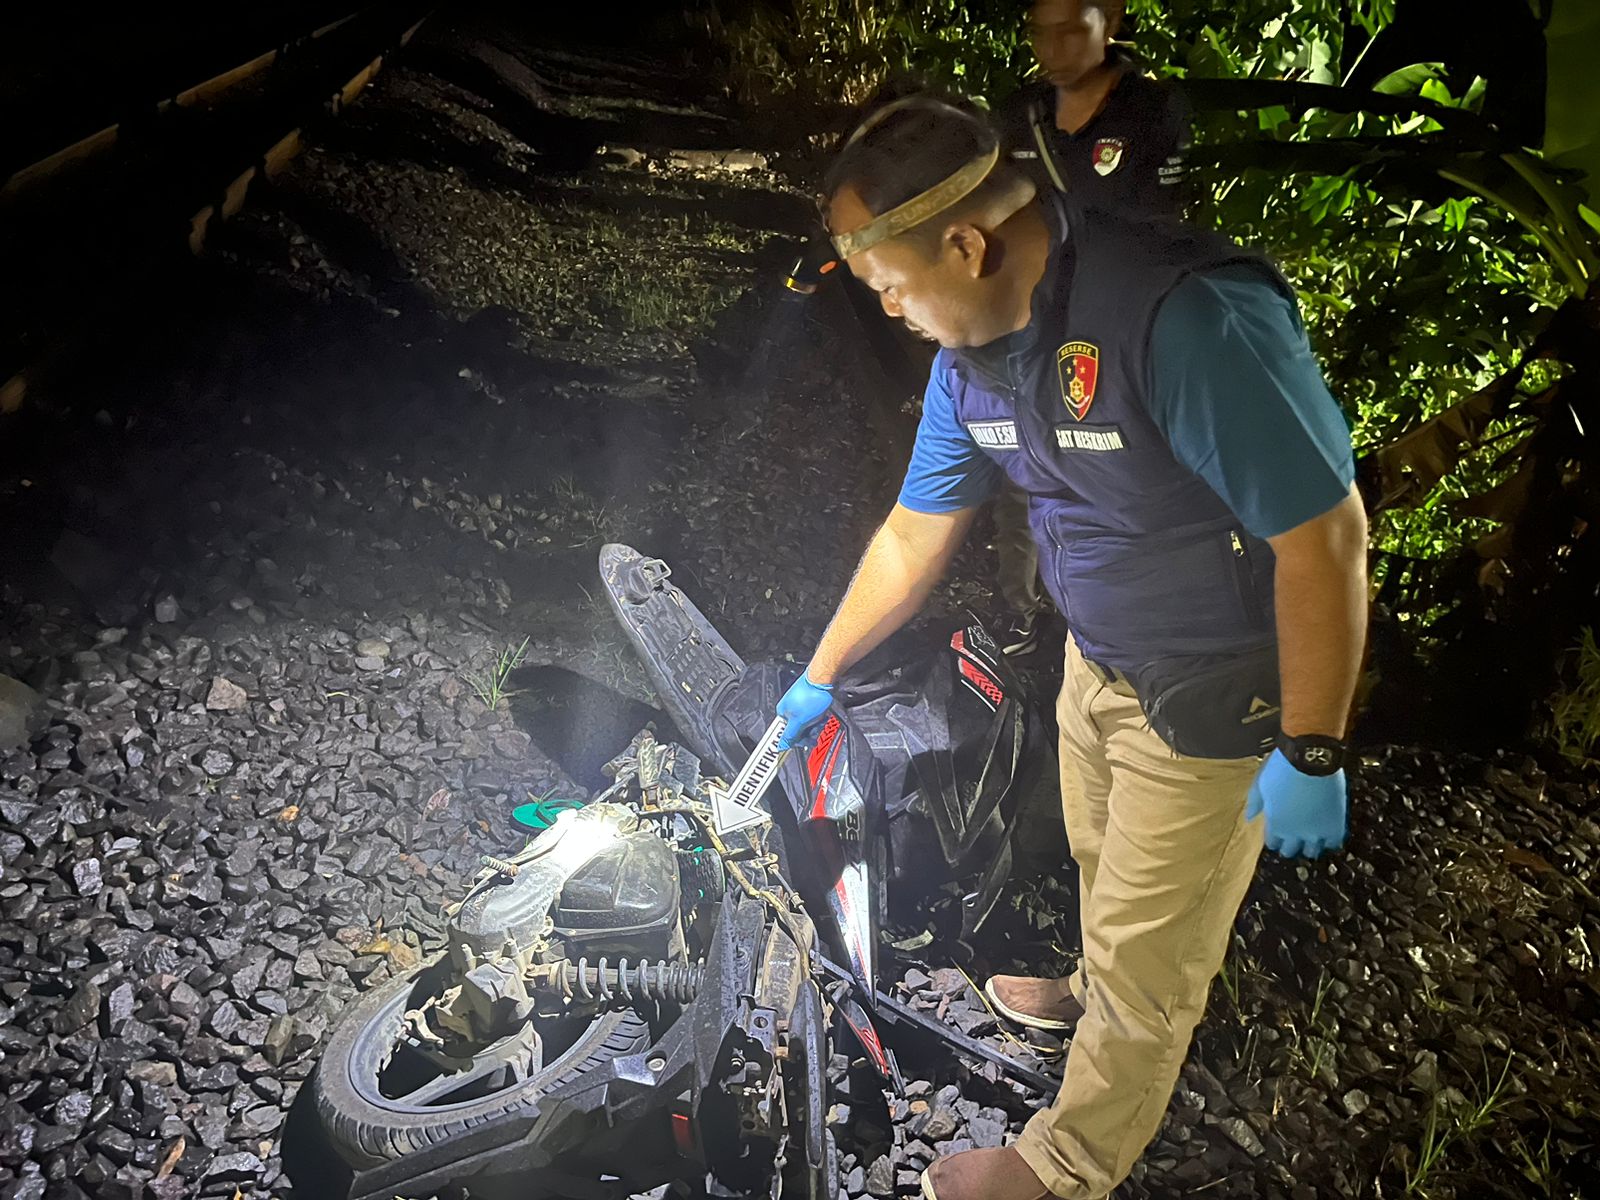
top-left (186, 14), bottom-right (429, 254)
top-left (0, 10), bottom-right (431, 415)
top-left (1, 11), bottom-right (363, 201)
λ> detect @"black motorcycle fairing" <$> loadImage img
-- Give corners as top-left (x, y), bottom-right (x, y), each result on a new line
top-left (553, 832), bottom-right (683, 961)
top-left (600, 543), bottom-right (745, 769)
top-left (835, 622), bottom-right (1023, 868)
top-left (704, 620), bottom-right (1058, 937)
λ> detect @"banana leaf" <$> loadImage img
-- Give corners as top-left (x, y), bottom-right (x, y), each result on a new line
top-left (1365, 370), bottom-right (1520, 511)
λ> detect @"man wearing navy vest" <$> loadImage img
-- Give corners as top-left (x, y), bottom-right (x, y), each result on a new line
top-left (775, 99), bottom-right (1368, 1200)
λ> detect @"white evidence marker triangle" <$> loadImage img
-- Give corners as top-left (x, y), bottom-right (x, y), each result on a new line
top-left (710, 716), bottom-right (788, 835)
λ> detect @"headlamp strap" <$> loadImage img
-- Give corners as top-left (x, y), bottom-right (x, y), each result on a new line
top-left (830, 143), bottom-right (1000, 259)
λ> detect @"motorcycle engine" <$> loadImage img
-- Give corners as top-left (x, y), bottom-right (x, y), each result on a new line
top-left (427, 804), bottom-right (683, 1044)
top-left (448, 804), bottom-right (682, 964)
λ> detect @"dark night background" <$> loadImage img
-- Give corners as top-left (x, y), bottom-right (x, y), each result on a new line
top-left (1, 3), bottom-right (1597, 1200)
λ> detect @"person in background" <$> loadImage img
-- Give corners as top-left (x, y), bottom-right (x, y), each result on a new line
top-left (988, 0), bottom-right (1190, 656)
top-left (999, 0), bottom-right (1189, 214)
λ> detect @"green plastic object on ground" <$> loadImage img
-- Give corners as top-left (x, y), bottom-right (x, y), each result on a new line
top-left (512, 794), bottom-right (585, 832)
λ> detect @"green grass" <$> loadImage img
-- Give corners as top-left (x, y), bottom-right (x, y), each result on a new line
top-left (548, 474), bottom-right (639, 549)
top-left (1418, 976), bottom-right (1458, 1015)
top-left (1284, 968), bottom-right (1338, 1084)
top-left (1217, 953), bottom-right (1241, 1012)
top-left (1401, 1052), bottom-right (1518, 1196)
top-left (1549, 626), bottom-right (1600, 764)
top-left (583, 628), bottom-right (648, 696)
top-left (1508, 1125), bottom-right (1555, 1195)
top-left (597, 264), bottom-right (742, 336)
top-left (465, 636), bottom-right (529, 710)
top-left (613, 275), bottom-right (682, 329)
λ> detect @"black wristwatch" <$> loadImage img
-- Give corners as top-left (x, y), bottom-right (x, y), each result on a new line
top-left (1276, 732), bottom-right (1348, 776)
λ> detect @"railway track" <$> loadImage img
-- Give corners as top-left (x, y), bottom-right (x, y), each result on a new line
top-left (1, 6), bottom-right (431, 415)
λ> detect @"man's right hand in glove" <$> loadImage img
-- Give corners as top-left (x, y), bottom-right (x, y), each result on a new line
top-left (776, 672), bottom-right (835, 749)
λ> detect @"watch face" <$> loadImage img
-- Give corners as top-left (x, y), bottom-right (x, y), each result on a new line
top-left (1280, 734), bottom-right (1346, 775)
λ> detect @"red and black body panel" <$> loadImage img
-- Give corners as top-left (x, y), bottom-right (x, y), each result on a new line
top-left (777, 712), bottom-right (885, 998)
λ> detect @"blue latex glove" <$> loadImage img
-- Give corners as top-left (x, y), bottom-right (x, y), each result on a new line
top-left (776, 672), bottom-right (835, 750)
top-left (1245, 749), bottom-right (1347, 859)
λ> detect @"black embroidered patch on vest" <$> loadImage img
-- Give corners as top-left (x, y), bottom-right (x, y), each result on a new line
top-left (1054, 423), bottom-right (1127, 452)
top-left (1057, 341), bottom-right (1099, 420)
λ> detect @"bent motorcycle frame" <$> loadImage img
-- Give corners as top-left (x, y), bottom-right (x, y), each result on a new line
top-left (341, 894), bottom-right (831, 1200)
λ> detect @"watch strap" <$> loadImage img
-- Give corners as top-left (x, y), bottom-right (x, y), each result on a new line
top-left (1276, 732), bottom-right (1348, 776)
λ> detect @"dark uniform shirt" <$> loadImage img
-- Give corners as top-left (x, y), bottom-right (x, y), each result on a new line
top-left (995, 53), bottom-right (1190, 215)
top-left (898, 261), bottom-right (1354, 540)
top-left (897, 199), bottom-right (1355, 669)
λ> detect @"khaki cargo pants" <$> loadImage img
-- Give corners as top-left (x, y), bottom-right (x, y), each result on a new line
top-left (1014, 639), bottom-right (1265, 1198)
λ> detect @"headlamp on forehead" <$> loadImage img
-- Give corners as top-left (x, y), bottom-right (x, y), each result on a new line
top-left (782, 235), bottom-right (840, 296)
top-left (827, 97), bottom-right (1005, 260)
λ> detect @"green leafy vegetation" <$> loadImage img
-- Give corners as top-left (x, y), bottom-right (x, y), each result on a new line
top-left (696, 0), bottom-right (1600, 748)
top-left (696, 0), bottom-right (1031, 107)
top-left (1548, 626), bottom-right (1600, 763)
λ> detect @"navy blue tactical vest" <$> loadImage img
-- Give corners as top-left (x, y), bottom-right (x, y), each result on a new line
top-left (945, 200), bottom-right (1293, 672)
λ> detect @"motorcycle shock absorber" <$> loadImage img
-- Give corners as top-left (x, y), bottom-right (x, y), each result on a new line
top-left (564, 957), bottom-right (707, 1004)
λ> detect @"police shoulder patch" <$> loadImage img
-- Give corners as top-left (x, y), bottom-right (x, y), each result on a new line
top-left (1056, 340), bottom-right (1099, 421)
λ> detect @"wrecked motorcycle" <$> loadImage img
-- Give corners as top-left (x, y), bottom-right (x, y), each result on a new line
top-left (307, 544), bottom-right (1060, 1199)
top-left (597, 543), bottom-right (1062, 997)
top-left (309, 732), bottom-right (837, 1200)
top-left (597, 545), bottom-right (1062, 1093)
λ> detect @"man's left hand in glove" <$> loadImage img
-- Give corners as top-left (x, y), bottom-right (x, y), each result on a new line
top-left (1245, 741), bottom-right (1347, 859)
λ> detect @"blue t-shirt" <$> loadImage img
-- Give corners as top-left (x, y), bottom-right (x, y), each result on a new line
top-left (897, 264), bottom-right (1354, 540)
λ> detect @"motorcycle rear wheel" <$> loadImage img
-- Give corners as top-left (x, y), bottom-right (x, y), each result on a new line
top-left (311, 965), bottom-right (652, 1168)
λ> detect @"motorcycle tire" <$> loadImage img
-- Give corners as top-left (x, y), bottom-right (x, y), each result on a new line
top-left (311, 966), bottom-right (653, 1168)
